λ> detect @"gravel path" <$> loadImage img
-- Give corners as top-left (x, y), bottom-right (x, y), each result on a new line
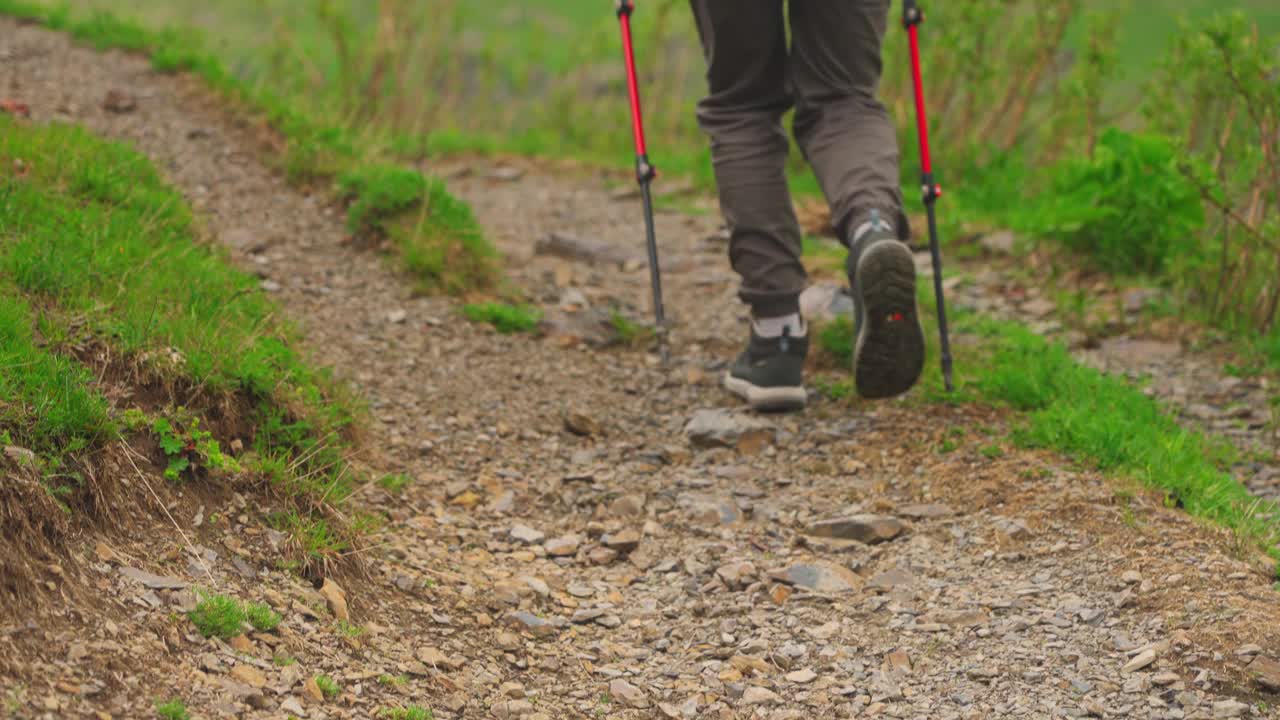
top-left (3, 19), bottom-right (1280, 720)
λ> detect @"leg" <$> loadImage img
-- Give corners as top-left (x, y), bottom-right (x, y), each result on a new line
top-left (689, 0), bottom-right (804, 319)
top-left (789, 0), bottom-right (908, 243)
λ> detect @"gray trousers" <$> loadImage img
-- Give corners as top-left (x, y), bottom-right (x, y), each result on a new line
top-left (690, 0), bottom-right (906, 318)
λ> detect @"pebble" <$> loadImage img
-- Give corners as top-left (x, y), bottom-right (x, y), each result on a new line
top-left (1122, 649), bottom-right (1157, 674)
top-left (1247, 655), bottom-right (1280, 692)
top-left (319, 578), bottom-right (350, 622)
top-left (509, 611), bottom-right (558, 638)
top-left (786, 669), bottom-right (817, 684)
top-left (602, 529), bottom-right (641, 554)
top-left (684, 409), bottom-right (774, 450)
top-left (545, 535), bottom-right (581, 557)
top-left (769, 562), bottom-right (862, 594)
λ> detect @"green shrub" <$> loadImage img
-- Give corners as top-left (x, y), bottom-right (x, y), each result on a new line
top-left (314, 675), bottom-right (340, 698)
top-left (155, 699), bottom-right (190, 720)
top-left (1037, 128), bottom-right (1205, 274)
top-left (188, 594), bottom-right (246, 639)
top-left (337, 166), bottom-right (426, 237)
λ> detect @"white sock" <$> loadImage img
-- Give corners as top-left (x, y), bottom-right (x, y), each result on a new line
top-left (853, 209), bottom-right (894, 245)
top-left (754, 313), bottom-right (806, 339)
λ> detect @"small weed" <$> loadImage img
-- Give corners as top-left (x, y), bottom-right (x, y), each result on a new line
top-left (462, 303), bottom-right (542, 334)
top-left (380, 707), bottom-right (432, 720)
top-left (188, 594), bottom-right (246, 639)
top-left (609, 310), bottom-right (654, 347)
top-left (274, 654), bottom-right (298, 667)
top-left (244, 601), bottom-right (282, 632)
top-left (938, 439), bottom-right (958, 454)
top-left (980, 445), bottom-right (1005, 459)
top-left (336, 620), bottom-right (365, 639)
top-left (378, 473), bottom-right (412, 494)
top-left (121, 408), bottom-right (149, 432)
top-left (813, 375), bottom-right (855, 401)
top-left (155, 699), bottom-right (190, 720)
top-left (377, 674), bottom-right (409, 687)
top-left (153, 413), bottom-right (240, 482)
top-left (188, 593), bottom-right (281, 639)
top-left (314, 675), bottom-right (340, 698)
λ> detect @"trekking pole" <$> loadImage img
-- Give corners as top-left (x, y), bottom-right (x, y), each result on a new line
top-left (903, 0), bottom-right (954, 392)
top-left (615, 0), bottom-right (669, 362)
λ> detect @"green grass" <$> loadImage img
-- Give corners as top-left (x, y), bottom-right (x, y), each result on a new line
top-left (814, 294), bottom-right (1280, 563)
top-left (462, 303), bottom-right (543, 334)
top-left (155, 699), bottom-right (190, 720)
top-left (314, 675), bottom-right (340, 698)
top-left (378, 473), bottom-right (413, 494)
top-left (187, 593), bottom-right (281, 639)
top-left (380, 707), bottom-right (433, 720)
top-left (0, 115), bottom-right (364, 567)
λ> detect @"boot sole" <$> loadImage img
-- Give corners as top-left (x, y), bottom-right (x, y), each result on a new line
top-left (853, 240), bottom-right (926, 400)
top-left (723, 373), bottom-right (807, 413)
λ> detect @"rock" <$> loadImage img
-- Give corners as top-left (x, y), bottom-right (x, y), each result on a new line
top-left (867, 568), bottom-right (915, 591)
top-left (3, 445), bottom-right (36, 465)
top-left (610, 494), bottom-right (646, 517)
top-left (509, 611), bottom-right (558, 638)
top-left (302, 677), bottom-right (325, 703)
top-left (570, 609), bottom-right (603, 624)
top-left (991, 516), bottom-right (1033, 540)
top-left (1211, 699), bottom-right (1249, 718)
top-left (609, 679), bottom-right (649, 708)
top-left (741, 687), bottom-right (780, 705)
top-left (1022, 297), bottom-right (1056, 318)
top-left (805, 515), bottom-right (905, 544)
top-left (602, 529), bottom-right (641, 554)
top-left (558, 288), bottom-right (589, 312)
top-left (509, 525), bottom-right (546, 545)
top-left (684, 410), bottom-right (775, 451)
top-left (1248, 655), bottom-right (1280, 693)
top-left (419, 646), bottom-right (464, 670)
top-left (886, 650), bottom-right (912, 674)
top-left (682, 495), bottom-right (744, 526)
top-left (228, 635), bottom-right (253, 653)
top-left (318, 578), bottom-right (350, 622)
top-left (1122, 649), bottom-right (1157, 674)
top-left (387, 309), bottom-right (407, 324)
top-left (564, 409), bottom-right (603, 437)
top-left (769, 562), bottom-right (862, 594)
top-left (981, 230), bottom-right (1017, 255)
top-left (521, 576), bottom-right (550, 596)
top-left (1121, 571), bottom-right (1143, 585)
top-left (545, 535), bottom-right (581, 557)
top-left (102, 89), bottom-right (137, 113)
top-left (1236, 644), bottom-right (1263, 657)
top-left (715, 561), bottom-right (758, 591)
top-left (567, 583), bottom-right (594, 598)
top-left (539, 307), bottom-right (622, 348)
top-left (1152, 672), bottom-right (1180, 687)
top-left (280, 697), bottom-right (306, 716)
top-left (230, 665), bottom-right (267, 689)
top-left (786, 669), bottom-right (817, 684)
top-left (587, 547), bottom-right (618, 565)
top-left (118, 567), bottom-right (187, 590)
top-left (500, 682), bottom-right (526, 699)
top-left (490, 699), bottom-right (535, 719)
top-left (898, 503), bottom-right (954, 519)
top-left (535, 232), bottom-right (632, 267)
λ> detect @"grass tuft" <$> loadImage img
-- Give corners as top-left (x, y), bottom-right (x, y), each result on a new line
top-left (155, 698), bottom-right (190, 720)
top-left (314, 675), bottom-right (340, 698)
top-left (188, 593), bottom-right (281, 639)
top-left (380, 707), bottom-right (433, 720)
top-left (462, 303), bottom-right (543, 334)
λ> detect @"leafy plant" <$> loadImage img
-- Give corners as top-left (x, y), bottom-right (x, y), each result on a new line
top-left (152, 414), bottom-right (240, 481)
top-left (1036, 128), bottom-right (1205, 274)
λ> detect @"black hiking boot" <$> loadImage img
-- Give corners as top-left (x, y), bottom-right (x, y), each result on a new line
top-left (847, 213), bottom-right (926, 399)
top-left (723, 326), bottom-right (808, 413)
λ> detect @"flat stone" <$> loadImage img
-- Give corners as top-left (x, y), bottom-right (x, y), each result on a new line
top-left (741, 687), bottom-right (780, 705)
top-left (418, 646), bottom-right (464, 671)
top-left (1211, 699), bottom-right (1249, 718)
top-left (601, 529), bottom-right (641, 554)
top-left (981, 230), bottom-right (1017, 255)
top-left (535, 232), bottom-right (633, 266)
top-left (897, 503), bottom-right (955, 519)
top-left (867, 568), bottom-right (915, 591)
top-left (769, 561), bottom-right (862, 594)
top-left (509, 611), bottom-right (559, 638)
top-left (118, 567), bottom-right (187, 590)
top-left (564, 408), bottom-right (603, 437)
top-left (715, 561), bottom-right (758, 591)
top-left (509, 525), bottom-right (546, 545)
top-left (229, 665), bottom-right (267, 689)
top-left (545, 535), bottom-right (580, 557)
top-left (684, 410), bottom-right (775, 451)
top-left (609, 679), bottom-right (649, 708)
top-left (1248, 655), bottom-right (1280, 693)
top-left (1122, 649), bottom-right (1157, 674)
top-left (991, 516), bottom-right (1033, 540)
top-left (786, 669), bottom-right (817, 684)
top-left (806, 514), bottom-right (906, 544)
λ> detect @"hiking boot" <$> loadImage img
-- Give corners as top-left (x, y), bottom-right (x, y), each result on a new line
top-left (847, 213), bottom-right (925, 399)
top-left (723, 326), bottom-right (808, 412)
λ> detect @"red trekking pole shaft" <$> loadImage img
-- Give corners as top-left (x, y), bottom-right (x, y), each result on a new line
top-left (616, 0), bottom-right (666, 336)
top-left (903, 0), bottom-right (954, 392)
